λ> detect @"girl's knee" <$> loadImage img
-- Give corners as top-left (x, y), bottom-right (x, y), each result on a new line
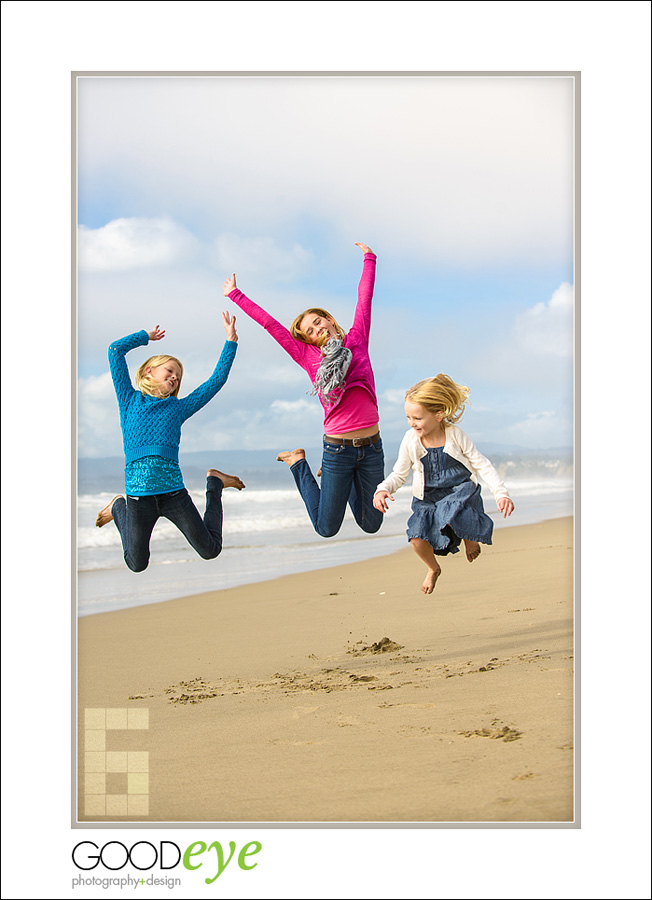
top-left (314, 509), bottom-right (347, 538)
top-left (361, 518), bottom-right (383, 534)
top-left (198, 543), bottom-right (222, 560)
top-left (355, 506), bottom-right (384, 534)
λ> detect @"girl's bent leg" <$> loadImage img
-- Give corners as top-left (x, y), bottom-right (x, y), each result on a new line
top-left (410, 538), bottom-right (442, 594)
top-left (203, 476), bottom-right (225, 555)
top-left (348, 440), bottom-right (385, 534)
top-left (112, 496), bottom-right (158, 573)
top-left (162, 480), bottom-right (223, 560)
top-left (290, 448), bottom-right (354, 538)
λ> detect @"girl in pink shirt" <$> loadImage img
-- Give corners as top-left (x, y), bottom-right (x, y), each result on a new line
top-left (223, 242), bottom-right (385, 537)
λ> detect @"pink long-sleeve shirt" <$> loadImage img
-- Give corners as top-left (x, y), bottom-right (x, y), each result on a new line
top-left (228, 253), bottom-right (379, 435)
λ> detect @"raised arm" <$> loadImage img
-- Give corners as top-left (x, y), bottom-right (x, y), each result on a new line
top-left (223, 273), bottom-right (307, 365)
top-left (178, 342), bottom-right (237, 421)
top-left (108, 329), bottom-right (151, 406)
top-left (178, 313), bottom-right (238, 420)
top-left (350, 243), bottom-right (377, 341)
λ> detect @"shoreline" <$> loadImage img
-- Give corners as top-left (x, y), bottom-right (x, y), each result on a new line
top-left (78, 516), bottom-right (574, 823)
top-left (77, 501), bottom-right (573, 616)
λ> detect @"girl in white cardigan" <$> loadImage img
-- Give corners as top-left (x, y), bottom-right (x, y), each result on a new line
top-left (374, 375), bottom-right (514, 594)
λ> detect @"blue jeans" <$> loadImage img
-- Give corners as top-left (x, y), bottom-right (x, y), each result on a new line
top-left (290, 437), bottom-right (385, 538)
top-left (112, 475), bottom-right (224, 573)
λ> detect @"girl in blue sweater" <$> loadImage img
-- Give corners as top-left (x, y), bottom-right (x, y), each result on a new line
top-left (95, 313), bottom-right (245, 572)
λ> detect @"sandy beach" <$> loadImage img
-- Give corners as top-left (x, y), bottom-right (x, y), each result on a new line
top-left (77, 516), bottom-right (574, 824)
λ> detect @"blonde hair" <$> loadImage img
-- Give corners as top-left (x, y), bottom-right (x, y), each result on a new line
top-left (135, 355), bottom-right (184, 398)
top-left (290, 307), bottom-right (345, 347)
top-left (405, 374), bottom-right (470, 425)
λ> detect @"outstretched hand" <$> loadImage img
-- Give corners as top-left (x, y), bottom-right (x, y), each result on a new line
top-left (222, 311), bottom-right (238, 342)
top-left (497, 497), bottom-right (515, 518)
top-left (373, 491), bottom-right (393, 513)
top-left (147, 325), bottom-right (165, 342)
top-left (223, 273), bottom-right (237, 297)
top-left (354, 242), bottom-right (374, 255)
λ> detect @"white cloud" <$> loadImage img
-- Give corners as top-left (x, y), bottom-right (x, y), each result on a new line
top-left (78, 76), bottom-right (573, 266)
top-left (78, 217), bottom-right (199, 271)
top-left (76, 364), bottom-right (324, 458)
top-left (506, 410), bottom-right (571, 446)
top-left (514, 282), bottom-right (574, 357)
top-left (270, 398), bottom-right (320, 416)
top-left (214, 234), bottom-right (312, 283)
top-left (77, 372), bottom-right (122, 457)
top-left (380, 388), bottom-right (407, 406)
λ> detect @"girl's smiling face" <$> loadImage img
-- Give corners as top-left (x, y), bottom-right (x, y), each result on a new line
top-left (405, 399), bottom-right (446, 443)
top-left (299, 312), bottom-right (338, 345)
top-left (146, 360), bottom-right (182, 397)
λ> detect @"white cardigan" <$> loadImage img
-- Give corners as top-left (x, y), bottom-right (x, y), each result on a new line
top-left (375, 425), bottom-right (511, 502)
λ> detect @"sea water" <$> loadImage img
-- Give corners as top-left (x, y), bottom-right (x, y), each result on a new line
top-left (77, 450), bottom-right (573, 616)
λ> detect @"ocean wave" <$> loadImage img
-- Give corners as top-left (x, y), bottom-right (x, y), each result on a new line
top-left (502, 478), bottom-right (573, 496)
top-left (77, 480), bottom-right (570, 556)
top-left (79, 489), bottom-right (302, 506)
top-left (78, 513), bottom-right (313, 551)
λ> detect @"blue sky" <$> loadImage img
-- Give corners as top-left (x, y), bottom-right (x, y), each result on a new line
top-left (77, 75), bottom-right (575, 457)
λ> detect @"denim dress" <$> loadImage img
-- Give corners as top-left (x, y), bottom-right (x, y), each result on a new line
top-left (406, 447), bottom-right (494, 555)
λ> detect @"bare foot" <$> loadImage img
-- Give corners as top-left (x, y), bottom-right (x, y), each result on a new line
top-left (421, 567), bottom-right (441, 594)
top-left (276, 449), bottom-right (306, 466)
top-left (316, 467), bottom-right (322, 477)
top-left (464, 540), bottom-right (481, 562)
top-left (409, 538), bottom-right (442, 594)
top-left (95, 495), bottom-right (122, 528)
top-left (207, 469), bottom-right (245, 490)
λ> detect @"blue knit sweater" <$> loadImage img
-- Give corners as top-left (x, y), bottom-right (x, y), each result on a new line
top-left (109, 330), bottom-right (237, 495)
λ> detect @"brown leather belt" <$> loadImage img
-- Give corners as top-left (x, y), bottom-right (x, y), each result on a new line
top-left (323, 432), bottom-right (381, 447)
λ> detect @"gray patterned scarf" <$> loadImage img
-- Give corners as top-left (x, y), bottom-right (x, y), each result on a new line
top-left (309, 338), bottom-right (353, 410)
